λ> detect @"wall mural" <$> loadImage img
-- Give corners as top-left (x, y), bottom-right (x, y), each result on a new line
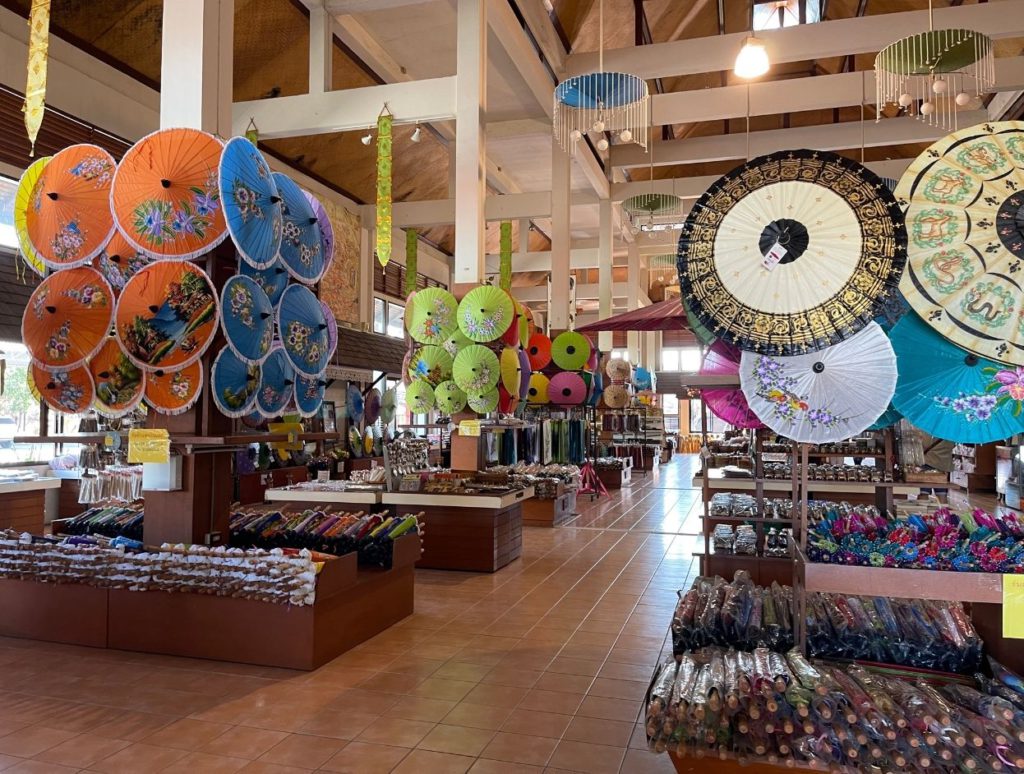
top-left (318, 196), bottom-right (361, 326)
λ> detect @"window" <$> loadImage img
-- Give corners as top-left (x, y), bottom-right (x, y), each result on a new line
top-left (373, 298), bottom-right (386, 334)
top-left (0, 177), bottom-right (18, 250)
top-left (386, 302), bottom-right (404, 339)
top-left (660, 347), bottom-right (702, 372)
top-left (610, 349), bottom-right (627, 360)
top-left (689, 399), bottom-right (732, 433)
top-left (661, 349), bottom-right (679, 372)
top-left (753, 0), bottom-right (821, 30)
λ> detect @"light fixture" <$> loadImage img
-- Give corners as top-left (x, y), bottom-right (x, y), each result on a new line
top-left (618, 129), bottom-right (632, 143)
top-left (734, 37), bottom-right (770, 79)
top-left (596, 137), bottom-right (609, 151)
top-left (360, 132), bottom-right (373, 146)
top-left (410, 124), bottom-right (422, 143)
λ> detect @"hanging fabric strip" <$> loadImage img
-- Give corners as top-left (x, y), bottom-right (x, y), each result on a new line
top-left (23, 0), bottom-right (51, 156)
top-left (499, 221), bottom-right (512, 291)
top-left (404, 229), bottom-right (417, 296)
top-left (375, 111), bottom-right (393, 267)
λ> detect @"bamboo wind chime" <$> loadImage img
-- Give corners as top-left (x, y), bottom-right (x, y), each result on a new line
top-left (376, 108), bottom-right (393, 267)
top-left (23, 0), bottom-right (51, 156)
top-left (499, 221), bottom-right (512, 291)
top-left (405, 229), bottom-right (417, 296)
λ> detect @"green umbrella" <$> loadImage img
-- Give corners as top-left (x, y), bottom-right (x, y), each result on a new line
top-left (434, 380), bottom-right (467, 414)
top-left (453, 344), bottom-right (500, 393)
top-left (408, 344), bottom-right (453, 386)
top-left (441, 328), bottom-right (473, 359)
top-left (458, 285), bottom-right (514, 343)
top-left (683, 297), bottom-right (716, 346)
top-left (406, 379), bottom-right (436, 413)
top-left (551, 331), bottom-right (592, 371)
top-left (405, 287), bottom-right (458, 345)
top-left (468, 389), bottom-right (498, 415)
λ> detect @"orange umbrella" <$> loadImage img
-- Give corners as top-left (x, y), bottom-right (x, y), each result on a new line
top-left (29, 363), bottom-right (95, 414)
top-left (110, 128), bottom-right (228, 260)
top-left (93, 231), bottom-right (151, 293)
top-left (144, 362), bottom-right (203, 415)
top-left (89, 338), bottom-right (145, 417)
top-left (26, 144), bottom-right (116, 270)
top-left (22, 266), bottom-right (114, 369)
top-left (115, 262), bottom-right (219, 371)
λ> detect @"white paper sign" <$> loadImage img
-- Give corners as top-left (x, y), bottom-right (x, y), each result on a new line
top-left (762, 241), bottom-right (788, 271)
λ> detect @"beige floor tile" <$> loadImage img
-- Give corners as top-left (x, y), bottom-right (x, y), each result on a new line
top-left (562, 716), bottom-right (635, 747)
top-left (546, 739), bottom-right (626, 774)
top-left (390, 697), bottom-right (458, 723)
top-left (469, 759), bottom-right (544, 773)
top-left (4, 762), bottom-right (80, 774)
top-left (461, 685), bottom-right (528, 708)
top-left (516, 690), bottom-right (584, 716)
top-left (141, 717), bottom-right (232, 750)
top-left (411, 679), bottom-right (478, 703)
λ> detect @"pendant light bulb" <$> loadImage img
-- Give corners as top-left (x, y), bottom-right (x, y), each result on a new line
top-left (569, 129), bottom-right (583, 142)
top-left (410, 124), bottom-right (422, 143)
top-left (898, 93), bottom-right (913, 108)
top-left (920, 101), bottom-right (935, 116)
top-left (734, 37), bottom-right (769, 79)
top-left (955, 92), bottom-right (972, 107)
top-left (360, 132), bottom-right (373, 146)
top-left (931, 79), bottom-right (947, 94)
top-left (596, 137), bottom-right (609, 151)
top-left (592, 119), bottom-right (606, 133)
top-left (619, 128), bottom-right (633, 143)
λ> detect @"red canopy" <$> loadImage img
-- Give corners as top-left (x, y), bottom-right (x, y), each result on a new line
top-left (575, 298), bottom-right (690, 333)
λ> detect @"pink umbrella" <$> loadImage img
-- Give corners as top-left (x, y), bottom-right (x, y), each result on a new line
top-left (700, 340), bottom-right (764, 429)
top-left (549, 371), bottom-right (587, 406)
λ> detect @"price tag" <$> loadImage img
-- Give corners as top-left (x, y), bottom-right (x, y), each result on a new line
top-left (762, 241), bottom-right (788, 271)
top-left (459, 420), bottom-right (481, 437)
top-left (127, 429), bottom-right (169, 464)
top-left (317, 470), bottom-right (330, 483)
top-left (1003, 575), bottom-right (1024, 639)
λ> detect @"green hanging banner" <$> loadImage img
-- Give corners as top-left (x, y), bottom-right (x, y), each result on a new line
top-left (405, 229), bottom-right (418, 297)
top-left (375, 111), bottom-right (393, 267)
top-left (499, 221), bottom-right (512, 291)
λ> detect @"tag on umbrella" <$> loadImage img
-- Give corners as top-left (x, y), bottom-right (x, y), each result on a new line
top-left (762, 241), bottom-right (788, 271)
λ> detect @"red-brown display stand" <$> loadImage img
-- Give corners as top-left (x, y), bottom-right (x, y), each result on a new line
top-left (0, 478), bottom-right (60, 535)
top-left (597, 459), bottom-right (632, 490)
top-left (522, 486), bottom-right (576, 528)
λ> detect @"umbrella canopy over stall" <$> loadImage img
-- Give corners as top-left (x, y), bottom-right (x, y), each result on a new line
top-left (273, 172), bottom-right (325, 284)
top-left (896, 120), bottom-right (1024, 365)
top-left (679, 150), bottom-right (907, 355)
top-left (576, 298), bottom-right (691, 333)
top-left (221, 275), bottom-right (275, 365)
top-left (144, 362), bottom-right (203, 415)
top-left (29, 363), bottom-right (94, 414)
top-left (739, 322), bottom-right (897, 444)
top-left (219, 136), bottom-right (283, 269)
top-left (700, 340), bottom-right (764, 429)
top-left (23, 266), bottom-right (114, 369)
top-left (89, 337), bottom-right (145, 417)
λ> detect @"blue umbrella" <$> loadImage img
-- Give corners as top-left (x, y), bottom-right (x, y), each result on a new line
top-left (347, 383), bottom-right (364, 425)
top-left (277, 284), bottom-right (330, 376)
top-left (219, 136), bottom-right (282, 269)
top-left (220, 275), bottom-right (274, 365)
top-left (891, 312), bottom-right (1024, 444)
top-left (868, 404), bottom-right (902, 431)
top-left (295, 373), bottom-right (326, 418)
top-left (238, 254), bottom-right (288, 307)
top-left (256, 347), bottom-right (294, 418)
top-left (273, 173), bottom-right (325, 285)
top-left (211, 348), bottom-right (261, 418)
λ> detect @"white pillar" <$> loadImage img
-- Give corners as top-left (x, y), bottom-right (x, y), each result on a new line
top-left (160, 0), bottom-right (233, 134)
top-left (309, 4), bottom-right (333, 94)
top-left (626, 242), bottom-right (640, 362)
top-left (597, 197), bottom-right (613, 352)
top-left (360, 226), bottom-right (375, 329)
top-left (549, 142), bottom-right (571, 331)
top-left (453, 0), bottom-right (487, 285)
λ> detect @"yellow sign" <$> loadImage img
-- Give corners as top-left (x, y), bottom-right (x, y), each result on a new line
top-left (1004, 575), bottom-right (1024, 639)
top-left (269, 422), bottom-right (303, 451)
top-left (127, 429), bottom-right (170, 464)
top-left (458, 420), bottom-right (481, 437)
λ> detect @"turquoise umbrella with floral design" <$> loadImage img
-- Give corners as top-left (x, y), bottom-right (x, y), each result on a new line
top-left (219, 136), bottom-right (283, 270)
top-left (277, 284), bottom-right (330, 377)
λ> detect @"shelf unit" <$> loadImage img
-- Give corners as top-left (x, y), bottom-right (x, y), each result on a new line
top-left (951, 442), bottom-right (997, 493)
top-left (596, 406), bottom-right (661, 475)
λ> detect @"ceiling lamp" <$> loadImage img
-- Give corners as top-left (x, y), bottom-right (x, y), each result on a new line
top-left (623, 193), bottom-right (685, 233)
top-left (553, 0), bottom-right (648, 153)
top-left (874, 1), bottom-right (994, 131)
top-left (734, 37), bottom-right (770, 79)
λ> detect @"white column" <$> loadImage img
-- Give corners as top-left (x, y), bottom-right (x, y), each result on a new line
top-left (597, 197), bottom-right (613, 352)
top-left (160, 0), bottom-right (233, 134)
top-left (453, 0), bottom-right (487, 285)
top-left (549, 142), bottom-right (571, 331)
top-left (360, 226), bottom-right (375, 329)
top-left (309, 3), bottom-right (333, 94)
top-left (626, 242), bottom-right (640, 362)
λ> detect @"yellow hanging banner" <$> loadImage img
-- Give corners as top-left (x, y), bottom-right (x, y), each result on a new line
top-left (1003, 575), bottom-right (1024, 639)
top-left (23, 0), bottom-right (51, 156)
top-left (127, 429), bottom-right (170, 464)
top-left (375, 111), bottom-right (393, 267)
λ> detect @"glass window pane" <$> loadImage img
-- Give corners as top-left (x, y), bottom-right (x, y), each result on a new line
top-left (373, 298), bottom-right (386, 334)
top-left (679, 347), bottom-right (702, 372)
top-left (661, 349), bottom-right (679, 371)
top-left (0, 177), bottom-right (18, 250)
top-left (386, 302), bottom-right (404, 339)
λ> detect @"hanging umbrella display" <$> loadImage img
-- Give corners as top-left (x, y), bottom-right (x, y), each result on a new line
top-left (364, 388), bottom-right (381, 425)
top-left (144, 362), bottom-right (203, 415)
top-left (683, 298), bottom-right (716, 346)
top-left (550, 371), bottom-right (587, 406)
top-left (256, 347), bottom-right (295, 418)
top-left (500, 347), bottom-right (521, 394)
top-left (589, 371), bottom-right (604, 407)
top-left (606, 358), bottom-right (632, 382)
top-left (273, 172), bottom-right (325, 284)
top-left (220, 275), bottom-right (274, 365)
top-left (527, 373), bottom-right (550, 404)
top-left (89, 338), bottom-right (145, 417)
top-left (869, 404), bottom-right (902, 431)
top-left (405, 287), bottom-right (458, 345)
top-left (890, 311), bottom-right (1024, 444)
top-left (14, 155), bottom-right (50, 277)
top-left (349, 427), bottom-right (363, 457)
top-left (678, 150), bottom-right (907, 355)
top-left (115, 262), bottom-right (218, 371)
top-left (586, 346), bottom-right (599, 372)
top-left (498, 384), bottom-right (518, 414)
top-left (347, 383), bottom-right (364, 425)
top-left (518, 349), bottom-right (532, 400)
top-left (380, 387), bottom-right (397, 424)
top-left (527, 333), bottom-right (552, 370)
top-left (211, 348), bottom-right (261, 418)
top-left (603, 383), bottom-right (631, 409)
top-left (219, 136), bottom-right (283, 269)
top-left (435, 380), bottom-right (467, 414)
top-left (634, 366), bottom-right (654, 391)
top-left (501, 300), bottom-right (530, 347)
top-left (23, 266), bottom-right (113, 369)
top-left (441, 327), bottom-right (472, 359)
top-left (295, 373), bottom-right (326, 418)
top-left (320, 302), bottom-right (338, 361)
top-left (408, 345), bottom-right (453, 386)
top-left (26, 144), bottom-right (116, 270)
top-left (239, 256), bottom-right (289, 307)
top-left (29, 363), bottom-right (94, 414)
top-left (304, 190), bottom-right (335, 272)
top-left (551, 331), bottom-right (591, 371)
top-left (468, 389), bottom-right (498, 415)
top-left (277, 284), bottom-right (330, 377)
top-left (406, 379), bottom-right (435, 413)
top-left (458, 285), bottom-right (514, 342)
top-left (453, 345), bottom-right (499, 394)
top-left (896, 121), bottom-right (1024, 365)
top-left (739, 322), bottom-right (897, 444)
top-left (110, 128), bottom-right (227, 260)
top-left (94, 231), bottom-right (150, 293)
top-left (699, 340), bottom-right (764, 430)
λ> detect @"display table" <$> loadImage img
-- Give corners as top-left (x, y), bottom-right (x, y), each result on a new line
top-left (522, 484), bottom-right (576, 528)
top-left (596, 459), bottom-right (632, 489)
top-left (0, 477), bottom-right (60, 534)
top-left (264, 484), bottom-right (383, 511)
top-left (237, 465), bottom-right (309, 505)
top-left (382, 487), bottom-right (533, 572)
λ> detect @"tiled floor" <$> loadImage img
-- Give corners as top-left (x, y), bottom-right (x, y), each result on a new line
top-left (0, 454), bottom-right (722, 773)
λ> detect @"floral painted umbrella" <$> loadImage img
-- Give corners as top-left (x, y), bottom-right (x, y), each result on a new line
top-left (115, 262), bottom-right (219, 371)
top-left (94, 231), bottom-right (151, 293)
top-left (23, 266), bottom-right (114, 369)
top-left (896, 120), bottom-right (1024, 365)
top-left (295, 374), bottom-right (327, 418)
top-left (320, 301), bottom-right (338, 361)
top-left (219, 136), bottom-right (283, 270)
top-left (144, 363), bottom-right (203, 415)
top-left (29, 362), bottom-right (94, 414)
top-left (891, 311), bottom-right (1024, 444)
top-left (211, 348), bottom-right (260, 418)
top-left (14, 156), bottom-right (50, 277)
top-left (256, 347), bottom-right (295, 418)
top-left (88, 338), bottom-right (145, 417)
top-left (26, 144), bottom-right (117, 270)
top-left (304, 190), bottom-right (335, 273)
top-left (458, 285), bottom-right (513, 343)
top-left (406, 288), bottom-right (458, 345)
top-left (739, 322), bottom-right (897, 444)
top-left (109, 128), bottom-right (227, 260)
top-left (699, 340), bottom-right (764, 429)
top-left (273, 173), bottom-right (325, 284)
top-left (434, 380), bottom-right (467, 414)
top-left (408, 345), bottom-right (453, 386)
top-left (239, 255), bottom-right (289, 307)
top-left (406, 379), bottom-right (435, 413)
top-left (277, 284), bottom-right (330, 377)
top-left (220, 275), bottom-right (274, 365)
top-left (453, 345), bottom-right (499, 394)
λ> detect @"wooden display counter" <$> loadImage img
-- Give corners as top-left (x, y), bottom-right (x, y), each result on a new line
top-left (0, 478), bottom-right (60, 534)
top-left (264, 485), bottom-right (384, 511)
top-left (383, 487), bottom-right (533, 572)
top-left (0, 533), bottom-right (420, 671)
top-left (237, 466), bottom-right (309, 505)
top-left (522, 487), bottom-right (576, 528)
top-left (596, 459), bottom-right (632, 490)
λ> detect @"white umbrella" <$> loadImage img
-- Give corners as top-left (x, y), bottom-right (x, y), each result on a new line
top-left (739, 322), bottom-right (897, 444)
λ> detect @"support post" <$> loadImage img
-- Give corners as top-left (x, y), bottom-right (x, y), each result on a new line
top-left (626, 242), bottom-right (640, 361)
top-left (597, 197), bottom-right (613, 352)
top-left (549, 142), bottom-right (572, 331)
top-left (309, 3), bottom-right (333, 94)
top-left (453, 0), bottom-right (487, 284)
top-left (360, 225), bottom-right (375, 329)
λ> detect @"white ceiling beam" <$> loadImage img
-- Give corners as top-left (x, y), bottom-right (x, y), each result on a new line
top-left (610, 111), bottom-right (988, 168)
top-left (484, 248), bottom-right (611, 273)
top-left (512, 282), bottom-right (629, 303)
top-left (652, 57), bottom-right (1024, 128)
top-left (486, 0), bottom-right (553, 118)
top-left (232, 76), bottom-right (456, 138)
top-left (326, 0), bottom-right (436, 11)
top-left (511, 0), bottom-right (566, 77)
top-left (486, 118), bottom-right (551, 137)
top-left (377, 191), bottom-right (598, 227)
top-left (567, 1), bottom-right (1024, 81)
top-left (989, 90), bottom-right (1024, 121)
